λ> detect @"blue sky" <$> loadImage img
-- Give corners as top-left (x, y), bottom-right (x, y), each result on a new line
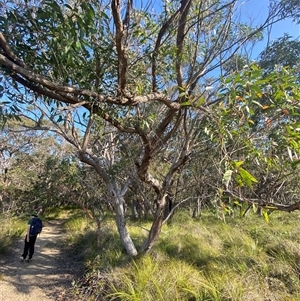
top-left (271, 18), bottom-right (299, 39)
top-left (236, 0), bottom-right (299, 58)
top-left (149, 0), bottom-right (299, 55)
top-left (238, 0), bottom-right (299, 40)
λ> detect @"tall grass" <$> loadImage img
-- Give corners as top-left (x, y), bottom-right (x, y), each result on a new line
top-left (8, 207), bottom-right (292, 301)
top-left (2, 206), bottom-right (299, 300)
top-left (0, 214), bottom-right (27, 255)
top-left (63, 209), bottom-right (300, 301)
top-left (107, 255), bottom-right (223, 301)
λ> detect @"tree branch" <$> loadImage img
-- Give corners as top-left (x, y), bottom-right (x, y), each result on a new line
top-left (0, 32), bottom-right (28, 69)
top-left (225, 190), bottom-right (300, 213)
top-left (81, 116), bottom-right (94, 151)
top-left (176, 0), bottom-right (192, 89)
top-left (152, 7), bottom-right (181, 91)
top-left (1, 53), bottom-right (180, 108)
top-left (111, 0), bottom-right (128, 93)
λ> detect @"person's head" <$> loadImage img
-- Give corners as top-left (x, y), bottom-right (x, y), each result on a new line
top-left (30, 211), bottom-right (38, 217)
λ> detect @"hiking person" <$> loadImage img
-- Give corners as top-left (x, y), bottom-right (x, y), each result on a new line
top-left (21, 211), bottom-right (43, 263)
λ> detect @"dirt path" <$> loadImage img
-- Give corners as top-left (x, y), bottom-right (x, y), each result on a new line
top-left (0, 219), bottom-right (83, 301)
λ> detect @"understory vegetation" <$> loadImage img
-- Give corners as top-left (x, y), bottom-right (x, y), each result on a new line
top-left (1, 206), bottom-right (300, 300)
top-left (44, 208), bottom-right (300, 300)
top-left (0, 213), bottom-right (27, 255)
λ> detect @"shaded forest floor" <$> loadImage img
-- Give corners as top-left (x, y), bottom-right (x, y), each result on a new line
top-left (0, 219), bottom-right (83, 301)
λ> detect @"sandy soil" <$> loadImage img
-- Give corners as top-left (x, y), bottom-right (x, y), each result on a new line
top-left (0, 219), bottom-right (83, 301)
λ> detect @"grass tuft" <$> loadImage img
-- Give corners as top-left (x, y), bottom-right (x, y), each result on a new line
top-left (75, 210), bottom-right (300, 301)
top-left (0, 214), bottom-right (27, 255)
top-left (20, 208), bottom-right (298, 301)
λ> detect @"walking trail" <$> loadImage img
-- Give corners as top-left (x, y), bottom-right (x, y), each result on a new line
top-left (0, 219), bottom-right (83, 301)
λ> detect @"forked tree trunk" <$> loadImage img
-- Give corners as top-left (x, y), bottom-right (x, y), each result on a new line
top-left (140, 194), bottom-right (168, 253)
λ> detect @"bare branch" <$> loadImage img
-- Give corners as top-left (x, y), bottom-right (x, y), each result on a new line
top-left (10, 73), bottom-right (81, 105)
top-left (111, 0), bottom-right (128, 93)
top-left (1, 53), bottom-right (180, 108)
top-left (123, 0), bottom-right (132, 28)
top-left (152, 7), bottom-right (181, 91)
top-left (81, 116), bottom-right (94, 151)
top-left (225, 190), bottom-right (300, 213)
top-left (176, 0), bottom-right (192, 89)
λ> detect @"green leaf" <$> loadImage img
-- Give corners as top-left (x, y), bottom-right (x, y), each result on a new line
top-left (222, 170), bottom-right (233, 185)
top-left (87, 5), bottom-right (95, 20)
top-left (196, 97), bottom-right (205, 107)
top-left (250, 85), bottom-right (262, 94)
top-left (239, 168), bottom-right (258, 187)
top-left (75, 41), bottom-right (82, 50)
top-left (232, 160), bottom-right (244, 168)
top-left (291, 159), bottom-right (300, 170)
top-left (180, 101), bottom-right (191, 107)
top-left (64, 45), bottom-right (71, 53)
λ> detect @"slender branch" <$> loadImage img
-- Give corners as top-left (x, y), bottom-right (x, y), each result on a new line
top-left (1, 53), bottom-right (180, 108)
top-left (81, 116), bottom-right (94, 151)
top-left (176, 0), bottom-right (192, 89)
top-left (92, 106), bottom-right (137, 134)
top-left (0, 32), bottom-right (181, 109)
top-left (123, 0), bottom-right (132, 28)
top-left (150, 109), bottom-right (177, 148)
top-left (111, 0), bottom-right (128, 93)
top-left (121, 176), bottom-right (132, 197)
top-left (152, 109), bottom-right (183, 155)
top-left (79, 150), bottom-right (111, 184)
top-left (10, 73), bottom-right (81, 105)
top-left (0, 53), bottom-right (98, 98)
top-left (188, 3), bottom-right (234, 93)
top-left (225, 190), bottom-right (300, 212)
top-left (163, 197), bottom-right (197, 224)
top-left (152, 7), bottom-right (181, 91)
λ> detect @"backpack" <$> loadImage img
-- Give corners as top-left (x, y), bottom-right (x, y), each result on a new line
top-left (30, 217), bottom-right (43, 236)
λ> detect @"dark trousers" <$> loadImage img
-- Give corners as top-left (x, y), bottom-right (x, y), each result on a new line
top-left (22, 235), bottom-right (37, 259)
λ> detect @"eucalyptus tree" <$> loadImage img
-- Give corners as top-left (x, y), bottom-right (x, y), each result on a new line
top-left (0, 119), bottom-right (73, 212)
top-left (1, 0), bottom-right (299, 255)
top-left (210, 64), bottom-right (300, 217)
top-left (259, 34), bottom-right (300, 80)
